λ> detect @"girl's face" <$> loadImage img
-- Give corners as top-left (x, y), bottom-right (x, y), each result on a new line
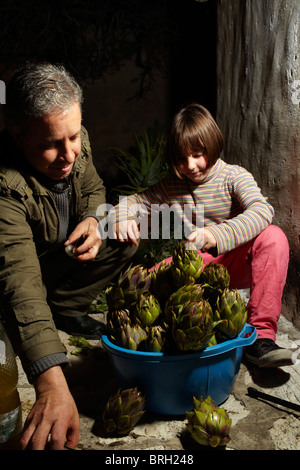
top-left (177, 150), bottom-right (211, 183)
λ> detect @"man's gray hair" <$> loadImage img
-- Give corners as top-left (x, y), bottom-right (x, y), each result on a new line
top-left (4, 62), bottom-right (83, 129)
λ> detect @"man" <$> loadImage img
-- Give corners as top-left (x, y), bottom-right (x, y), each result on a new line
top-left (0, 62), bottom-right (137, 449)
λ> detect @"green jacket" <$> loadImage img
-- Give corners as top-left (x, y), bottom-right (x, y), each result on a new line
top-left (0, 127), bottom-right (106, 371)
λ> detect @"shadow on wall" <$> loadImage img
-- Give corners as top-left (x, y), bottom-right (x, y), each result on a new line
top-left (81, 60), bottom-right (169, 191)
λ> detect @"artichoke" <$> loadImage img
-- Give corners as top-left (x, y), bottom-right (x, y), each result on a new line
top-left (164, 283), bottom-right (205, 321)
top-left (68, 336), bottom-right (96, 356)
top-left (172, 299), bottom-right (219, 352)
top-left (200, 262), bottom-right (230, 309)
top-left (145, 324), bottom-right (169, 352)
top-left (106, 309), bottom-right (131, 336)
top-left (103, 387), bottom-right (145, 435)
top-left (200, 262), bottom-right (230, 291)
top-left (106, 264), bottom-right (152, 311)
top-left (120, 323), bottom-right (147, 350)
top-left (186, 396), bottom-right (232, 447)
top-left (170, 241), bottom-right (203, 288)
top-left (207, 334), bottom-right (218, 347)
top-left (133, 291), bottom-right (162, 327)
top-left (214, 288), bottom-right (247, 340)
top-left (151, 260), bottom-right (176, 307)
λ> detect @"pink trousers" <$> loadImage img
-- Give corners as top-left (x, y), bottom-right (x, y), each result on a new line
top-left (158, 225), bottom-right (289, 341)
top-left (200, 225), bottom-right (289, 340)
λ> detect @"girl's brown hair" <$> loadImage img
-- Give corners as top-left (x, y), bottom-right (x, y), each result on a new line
top-left (166, 103), bottom-right (224, 178)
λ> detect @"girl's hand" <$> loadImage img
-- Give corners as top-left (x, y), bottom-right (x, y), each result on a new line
top-left (113, 220), bottom-right (139, 246)
top-left (187, 228), bottom-right (217, 252)
top-left (64, 217), bottom-right (102, 261)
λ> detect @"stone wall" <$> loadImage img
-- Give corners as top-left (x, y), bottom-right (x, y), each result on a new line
top-left (216, 0), bottom-right (300, 327)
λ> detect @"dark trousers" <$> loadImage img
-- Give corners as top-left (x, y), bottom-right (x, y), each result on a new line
top-left (40, 239), bottom-right (137, 317)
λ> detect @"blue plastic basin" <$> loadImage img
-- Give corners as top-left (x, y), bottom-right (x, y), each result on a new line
top-left (101, 323), bottom-right (257, 415)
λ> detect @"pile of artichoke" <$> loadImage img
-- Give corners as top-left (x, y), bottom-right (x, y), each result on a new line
top-left (102, 386), bottom-right (232, 448)
top-left (105, 240), bottom-right (247, 353)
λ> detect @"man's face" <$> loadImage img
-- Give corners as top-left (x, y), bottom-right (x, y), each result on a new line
top-left (19, 102), bottom-right (82, 180)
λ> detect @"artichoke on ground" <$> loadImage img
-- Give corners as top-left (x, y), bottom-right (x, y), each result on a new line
top-left (133, 291), bottom-right (162, 327)
top-left (68, 336), bottom-right (96, 356)
top-left (170, 241), bottom-right (203, 288)
top-left (186, 396), bottom-right (232, 447)
top-left (106, 264), bottom-right (152, 311)
top-left (103, 387), bottom-right (145, 435)
top-left (120, 323), bottom-right (147, 350)
top-left (172, 299), bottom-right (220, 352)
top-left (164, 283), bottom-right (205, 321)
top-left (214, 288), bottom-right (247, 341)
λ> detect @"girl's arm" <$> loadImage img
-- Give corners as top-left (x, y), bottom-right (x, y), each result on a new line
top-left (206, 167), bottom-right (274, 254)
top-left (113, 219), bottom-right (140, 246)
top-left (110, 177), bottom-right (170, 244)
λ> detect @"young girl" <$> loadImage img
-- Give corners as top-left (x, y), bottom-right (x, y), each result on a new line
top-left (112, 103), bottom-right (292, 368)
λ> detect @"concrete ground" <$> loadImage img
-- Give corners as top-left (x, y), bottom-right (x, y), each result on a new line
top-left (17, 313), bottom-right (300, 452)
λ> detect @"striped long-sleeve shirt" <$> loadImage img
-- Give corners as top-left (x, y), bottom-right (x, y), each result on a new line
top-left (112, 158), bottom-right (274, 254)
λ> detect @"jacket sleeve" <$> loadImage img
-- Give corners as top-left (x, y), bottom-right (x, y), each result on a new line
top-left (0, 191), bottom-right (67, 377)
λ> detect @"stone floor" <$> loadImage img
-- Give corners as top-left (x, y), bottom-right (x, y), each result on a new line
top-left (17, 313), bottom-right (300, 452)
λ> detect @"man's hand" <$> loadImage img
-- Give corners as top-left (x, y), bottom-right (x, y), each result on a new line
top-left (113, 220), bottom-right (140, 246)
top-left (64, 217), bottom-right (102, 261)
top-left (19, 366), bottom-right (80, 450)
top-left (187, 227), bottom-right (217, 252)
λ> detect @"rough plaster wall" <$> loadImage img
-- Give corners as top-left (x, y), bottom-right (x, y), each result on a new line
top-left (216, 0), bottom-right (300, 326)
